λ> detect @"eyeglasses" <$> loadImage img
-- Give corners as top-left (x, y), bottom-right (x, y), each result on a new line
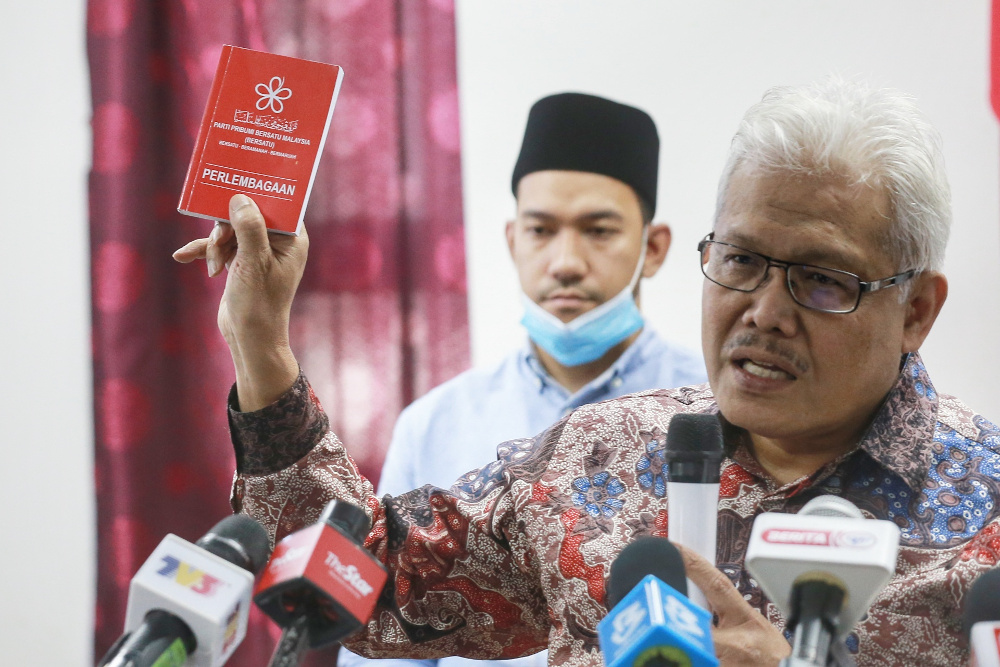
top-left (697, 234), bottom-right (916, 314)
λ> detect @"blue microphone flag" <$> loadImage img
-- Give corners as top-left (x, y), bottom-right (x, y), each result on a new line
top-left (598, 574), bottom-right (717, 667)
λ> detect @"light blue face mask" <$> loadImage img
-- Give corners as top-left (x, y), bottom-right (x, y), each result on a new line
top-left (520, 231), bottom-right (647, 367)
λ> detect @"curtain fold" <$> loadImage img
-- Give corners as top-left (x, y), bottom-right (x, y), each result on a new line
top-left (87, 0), bottom-right (468, 662)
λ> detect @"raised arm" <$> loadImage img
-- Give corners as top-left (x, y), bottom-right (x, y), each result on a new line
top-left (172, 194), bottom-right (304, 411)
top-left (226, 382), bottom-right (550, 661)
top-left (174, 197), bottom-right (550, 660)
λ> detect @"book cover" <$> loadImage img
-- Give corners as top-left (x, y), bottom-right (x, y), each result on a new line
top-left (178, 45), bottom-right (344, 235)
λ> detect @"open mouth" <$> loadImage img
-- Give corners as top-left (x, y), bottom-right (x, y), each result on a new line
top-left (736, 358), bottom-right (796, 381)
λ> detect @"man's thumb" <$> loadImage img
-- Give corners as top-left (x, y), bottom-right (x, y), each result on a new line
top-left (228, 194), bottom-right (270, 255)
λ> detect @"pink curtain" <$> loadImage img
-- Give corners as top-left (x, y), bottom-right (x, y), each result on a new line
top-left (87, 0), bottom-right (469, 663)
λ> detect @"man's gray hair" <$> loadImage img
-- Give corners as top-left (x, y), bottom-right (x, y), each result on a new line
top-left (715, 77), bottom-right (951, 273)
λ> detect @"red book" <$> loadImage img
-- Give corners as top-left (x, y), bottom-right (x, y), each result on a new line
top-left (178, 45), bottom-right (344, 235)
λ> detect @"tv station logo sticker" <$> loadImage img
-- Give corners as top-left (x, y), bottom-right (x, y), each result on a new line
top-left (761, 528), bottom-right (877, 549)
top-left (324, 551), bottom-right (375, 598)
top-left (609, 600), bottom-right (647, 645)
top-left (156, 555), bottom-right (227, 596)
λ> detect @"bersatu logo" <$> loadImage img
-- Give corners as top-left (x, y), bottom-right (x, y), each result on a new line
top-left (256, 76), bottom-right (292, 113)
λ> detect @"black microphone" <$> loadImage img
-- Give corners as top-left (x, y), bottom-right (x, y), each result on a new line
top-left (605, 537), bottom-right (690, 608)
top-left (254, 499), bottom-right (389, 666)
top-left (99, 514), bottom-right (271, 667)
top-left (963, 567), bottom-right (1000, 667)
top-left (598, 537), bottom-right (717, 667)
top-left (99, 610), bottom-right (196, 667)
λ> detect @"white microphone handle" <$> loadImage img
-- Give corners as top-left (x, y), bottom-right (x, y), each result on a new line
top-left (667, 481), bottom-right (719, 610)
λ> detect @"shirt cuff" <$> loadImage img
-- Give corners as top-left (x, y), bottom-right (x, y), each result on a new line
top-left (227, 369), bottom-right (330, 475)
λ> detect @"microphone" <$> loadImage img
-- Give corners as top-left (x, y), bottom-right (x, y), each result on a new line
top-left (597, 537), bottom-right (718, 667)
top-left (745, 495), bottom-right (900, 667)
top-left (254, 499), bottom-right (389, 666)
top-left (665, 413), bottom-right (724, 609)
top-left (99, 514), bottom-right (272, 667)
top-left (963, 566), bottom-right (1000, 667)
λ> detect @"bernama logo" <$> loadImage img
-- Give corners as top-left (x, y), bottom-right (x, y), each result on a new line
top-left (324, 551), bottom-right (375, 596)
top-left (609, 600), bottom-right (646, 645)
top-left (761, 528), bottom-right (877, 549)
top-left (256, 76), bottom-right (292, 114)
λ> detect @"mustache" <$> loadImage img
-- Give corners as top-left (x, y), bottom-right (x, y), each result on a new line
top-left (723, 332), bottom-right (811, 375)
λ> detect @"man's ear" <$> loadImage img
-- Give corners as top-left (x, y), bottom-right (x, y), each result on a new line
top-left (901, 271), bottom-right (948, 353)
top-left (505, 219), bottom-right (516, 261)
top-left (641, 223), bottom-right (672, 278)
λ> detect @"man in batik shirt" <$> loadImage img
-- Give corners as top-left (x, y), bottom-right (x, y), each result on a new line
top-left (174, 78), bottom-right (999, 666)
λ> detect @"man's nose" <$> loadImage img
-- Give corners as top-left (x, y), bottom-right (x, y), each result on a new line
top-left (740, 266), bottom-right (800, 336)
top-left (548, 230), bottom-right (587, 282)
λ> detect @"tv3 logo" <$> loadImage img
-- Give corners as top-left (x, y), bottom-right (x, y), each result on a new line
top-left (157, 555), bottom-right (224, 595)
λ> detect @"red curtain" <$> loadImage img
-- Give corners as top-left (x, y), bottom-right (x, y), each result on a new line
top-left (87, 0), bottom-right (469, 663)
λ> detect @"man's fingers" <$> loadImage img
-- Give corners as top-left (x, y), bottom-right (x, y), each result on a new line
top-left (172, 238), bottom-right (209, 263)
top-left (677, 544), bottom-right (748, 619)
top-left (228, 194), bottom-right (270, 258)
top-left (212, 220), bottom-right (236, 246)
top-left (677, 544), bottom-right (791, 665)
top-left (206, 222), bottom-right (238, 277)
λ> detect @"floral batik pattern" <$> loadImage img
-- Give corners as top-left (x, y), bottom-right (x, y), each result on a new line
top-left (231, 353), bottom-right (1000, 666)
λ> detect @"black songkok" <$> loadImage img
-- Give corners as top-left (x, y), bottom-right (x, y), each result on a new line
top-left (511, 92), bottom-right (660, 216)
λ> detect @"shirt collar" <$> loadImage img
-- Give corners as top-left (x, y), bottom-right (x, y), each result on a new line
top-left (856, 351), bottom-right (938, 493)
top-left (723, 351), bottom-right (938, 495)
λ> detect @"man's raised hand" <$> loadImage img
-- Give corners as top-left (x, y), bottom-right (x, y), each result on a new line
top-left (173, 194), bottom-right (306, 411)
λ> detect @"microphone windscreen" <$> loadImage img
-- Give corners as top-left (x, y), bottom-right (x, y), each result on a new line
top-left (963, 567), bottom-right (1000, 639)
top-left (320, 499), bottom-right (371, 543)
top-left (799, 495), bottom-right (863, 519)
top-left (607, 537), bottom-right (687, 609)
top-left (665, 414), bottom-right (724, 455)
top-left (196, 514), bottom-right (271, 575)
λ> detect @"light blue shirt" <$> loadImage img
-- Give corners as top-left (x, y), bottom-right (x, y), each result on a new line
top-left (339, 327), bottom-right (706, 667)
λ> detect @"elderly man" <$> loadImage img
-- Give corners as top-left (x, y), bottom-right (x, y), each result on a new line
top-left (174, 78), bottom-right (998, 666)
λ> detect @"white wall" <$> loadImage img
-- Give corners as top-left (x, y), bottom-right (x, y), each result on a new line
top-left (0, 1), bottom-right (94, 664)
top-left (2, 2), bottom-right (998, 664)
top-left (456, 0), bottom-right (1000, 417)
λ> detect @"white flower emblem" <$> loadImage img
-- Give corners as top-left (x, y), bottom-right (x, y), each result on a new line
top-left (255, 76), bottom-right (292, 114)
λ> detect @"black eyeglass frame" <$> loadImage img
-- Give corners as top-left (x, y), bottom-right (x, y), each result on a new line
top-left (696, 233), bottom-right (917, 314)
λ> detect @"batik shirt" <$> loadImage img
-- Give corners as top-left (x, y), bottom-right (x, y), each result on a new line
top-left (342, 328), bottom-right (703, 667)
top-left (229, 352), bottom-right (1000, 666)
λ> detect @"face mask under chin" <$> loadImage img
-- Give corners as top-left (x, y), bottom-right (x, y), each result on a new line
top-left (519, 231), bottom-right (648, 367)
